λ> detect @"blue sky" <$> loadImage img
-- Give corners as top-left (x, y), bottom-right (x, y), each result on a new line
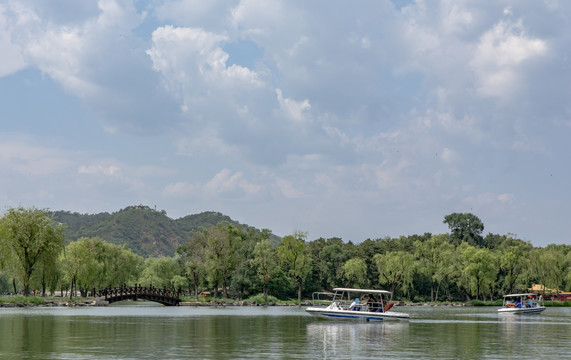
top-left (1, 0), bottom-right (570, 247)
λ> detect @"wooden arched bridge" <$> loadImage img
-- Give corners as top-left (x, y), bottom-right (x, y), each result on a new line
top-left (93, 284), bottom-right (181, 306)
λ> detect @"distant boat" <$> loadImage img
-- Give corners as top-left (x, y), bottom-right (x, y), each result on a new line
top-left (498, 293), bottom-right (546, 314)
top-left (305, 287), bottom-right (410, 321)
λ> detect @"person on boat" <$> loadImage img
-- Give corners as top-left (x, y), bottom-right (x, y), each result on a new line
top-left (367, 294), bottom-right (379, 312)
top-left (526, 297), bottom-right (534, 308)
top-left (349, 298), bottom-right (360, 311)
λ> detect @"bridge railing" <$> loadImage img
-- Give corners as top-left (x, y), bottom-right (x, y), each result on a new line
top-left (93, 284), bottom-right (181, 301)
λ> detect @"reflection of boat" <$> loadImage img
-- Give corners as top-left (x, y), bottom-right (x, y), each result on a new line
top-left (305, 288), bottom-right (409, 321)
top-left (498, 293), bottom-right (545, 314)
top-left (306, 320), bottom-right (408, 354)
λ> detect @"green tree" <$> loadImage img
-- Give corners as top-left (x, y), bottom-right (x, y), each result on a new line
top-left (60, 237), bottom-right (103, 298)
top-left (443, 213), bottom-right (484, 246)
top-left (541, 244), bottom-right (570, 295)
top-left (0, 207), bottom-right (65, 296)
top-left (456, 244), bottom-right (498, 300)
top-left (308, 237), bottom-right (350, 291)
top-left (373, 251), bottom-right (415, 301)
top-left (60, 237), bottom-right (143, 298)
top-left (104, 244), bottom-right (144, 287)
top-left (203, 222), bottom-right (241, 299)
top-left (277, 231), bottom-right (312, 305)
top-left (252, 235), bottom-right (276, 303)
top-left (342, 257), bottom-right (367, 288)
top-left (566, 251), bottom-right (571, 292)
top-left (229, 227), bottom-right (259, 299)
top-left (176, 232), bottom-right (207, 300)
top-left (527, 248), bottom-right (549, 293)
top-left (414, 234), bottom-right (454, 302)
top-left (499, 242), bottom-right (530, 294)
top-left (138, 257), bottom-right (179, 291)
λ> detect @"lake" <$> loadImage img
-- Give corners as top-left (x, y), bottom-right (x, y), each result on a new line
top-left (0, 304), bottom-right (569, 359)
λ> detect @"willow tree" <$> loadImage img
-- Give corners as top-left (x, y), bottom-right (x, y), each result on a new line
top-left (60, 237), bottom-right (105, 298)
top-left (499, 242), bottom-right (530, 294)
top-left (203, 222), bottom-right (242, 299)
top-left (0, 207), bottom-right (65, 296)
top-left (60, 237), bottom-right (143, 298)
top-left (342, 257), bottom-right (367, 288)
top-left (252, 236), bottom-right (276, 303)
top-left (277, 231), bottom-right (312, 305)
top-left (414, 234), bottom-right (454, 302)
top-left (373, 251), bottom-right (415, 301)
top-left (177, 232), bottom-right (207, 301)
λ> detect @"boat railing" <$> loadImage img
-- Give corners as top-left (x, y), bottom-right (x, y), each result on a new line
top-left (502, 294), bottom-right (544, 309)
top-left (310, 292), bottom-right (335, 306)
top-left (323, 300), bottom-right (391, 313)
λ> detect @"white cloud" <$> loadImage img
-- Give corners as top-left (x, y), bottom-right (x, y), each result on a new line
top-left (1, 1), bottom-right (571, 246)
top-left (275, 177), bottom-right (304, 199)
top-left (163, 181), bottom-right (198, 197)
top-left (440, 147), bottom-right (460, 164)
top-left (275, 88), bottom-right (311, 123)
top-left (147, 25), bottom-right (264, 115)
top-left (78, 164), bottom-right (121, 177)
top-left (156, 0), bottom-right (236, 28)
top-left (0, 135), bottom-right (71, 176)
top-left (164, 169), bottom-right (261, 198)
top-left (9, 0), bottom-right (144, 97)
top-left (175, 128), bottom-right (241, 158)
top-left (470, 17), bottom-right (547, 99)
top-left (0, 6), bottom-right (27, 77)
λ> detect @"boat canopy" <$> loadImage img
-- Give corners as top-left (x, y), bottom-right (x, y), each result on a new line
top-left (503, 293), bottom-right (533, 298)
top-left (333, 288), bottom-right (391, 295)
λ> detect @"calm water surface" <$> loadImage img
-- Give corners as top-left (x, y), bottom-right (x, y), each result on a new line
top-left (0, 304), bottom-right (569, 359)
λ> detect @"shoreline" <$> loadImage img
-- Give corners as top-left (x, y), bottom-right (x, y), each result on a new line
top-left (1, 296), bottom-right (569, 308)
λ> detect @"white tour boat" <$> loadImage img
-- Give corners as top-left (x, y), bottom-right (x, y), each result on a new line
top-left (305, 287), bottom-right (410, 321)
top-left (498, 293), bottom-right (546, 314)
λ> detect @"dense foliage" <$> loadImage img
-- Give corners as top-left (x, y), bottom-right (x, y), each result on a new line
top-left (1, 208), bottom-right (570, 303)
top-left (0, 207), bottom-right (65, 296)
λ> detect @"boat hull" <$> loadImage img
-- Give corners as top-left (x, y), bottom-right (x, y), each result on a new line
top-left (497, 306), bottom-right (546, 314)
top-left (306, 307), bottom-right (409, 321)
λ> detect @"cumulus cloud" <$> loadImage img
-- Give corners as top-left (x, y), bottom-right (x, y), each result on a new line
top-left (0, 6), bottom-right (27, 77)
top-left (163, 169), bottom-right (261, 198)
top-left (470, 17), bottom-right (547, 99)
top-left (1, 1), bottom-right (570, 245)
top-left (275, 88), bottom-right (311, 123)
top-left (147, 24), bottom-right (263, 113)
top-left (3, 0), bottom-right (178, 134)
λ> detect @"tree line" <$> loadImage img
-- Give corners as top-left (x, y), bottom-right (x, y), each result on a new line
top-left (1, 207), bottom-right (570, 302)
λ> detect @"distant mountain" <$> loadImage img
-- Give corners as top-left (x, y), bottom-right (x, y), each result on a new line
top-left (50, 206), bottom-right (275, 257)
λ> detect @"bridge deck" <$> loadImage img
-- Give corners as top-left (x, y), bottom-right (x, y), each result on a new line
top-left (94, 285), bottom-right (181, 306)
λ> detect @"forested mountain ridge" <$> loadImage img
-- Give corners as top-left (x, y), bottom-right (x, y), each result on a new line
top-left (50, 206), bottom-right (273, 257)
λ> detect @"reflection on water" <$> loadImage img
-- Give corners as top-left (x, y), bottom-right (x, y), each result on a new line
top-left (0, 306), bottom-right (569, 359)
top-left (306, 321), bottom-right (409, 359)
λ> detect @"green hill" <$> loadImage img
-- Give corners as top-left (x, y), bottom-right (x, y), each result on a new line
top-left (50, 206), bottom-right (274, 257)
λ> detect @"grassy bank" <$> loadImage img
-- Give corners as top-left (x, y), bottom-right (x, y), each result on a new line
top-left (0, 295), bottom-right (97, 306)
top-left (0, 295), bottom-right (46, 305)
top-left (180, 293), bottom-right (296, 305)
